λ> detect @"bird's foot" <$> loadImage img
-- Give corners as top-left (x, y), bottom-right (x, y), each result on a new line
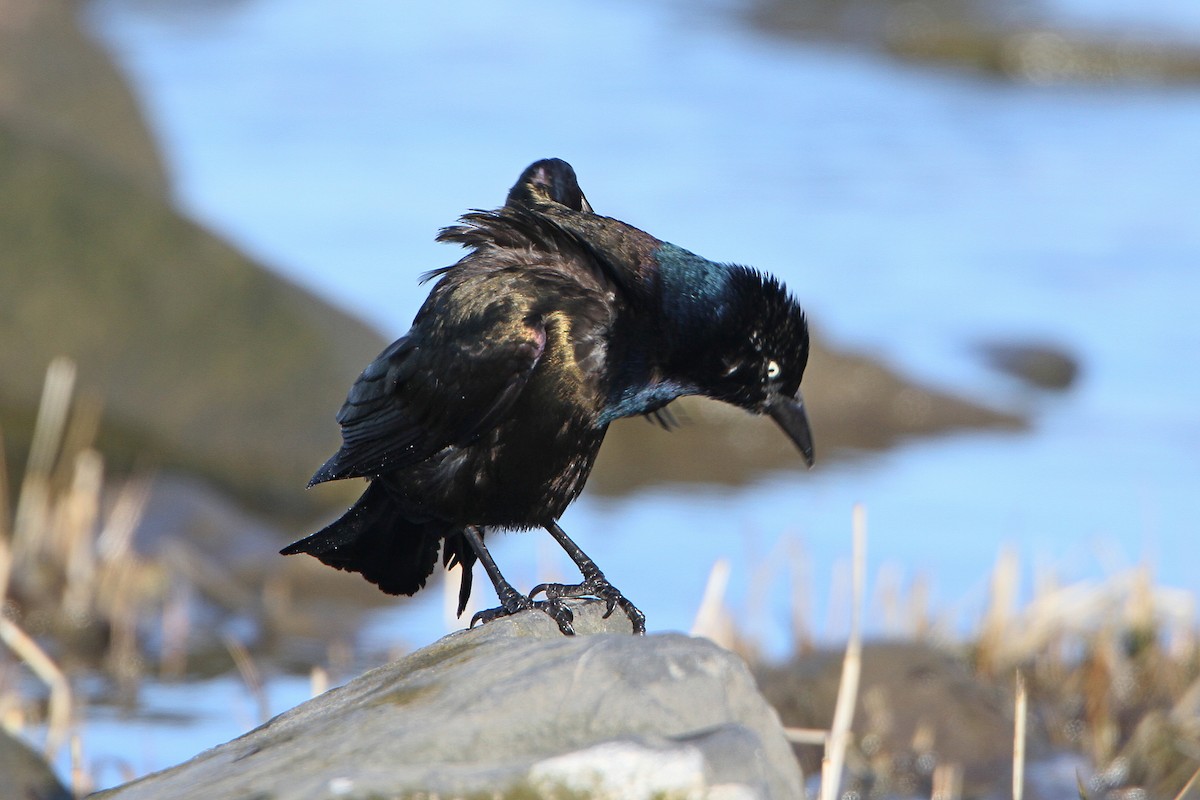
top-left (529, 576), bottom-right (647, 635)
top-left (469, 585), bottom-right (576, 636)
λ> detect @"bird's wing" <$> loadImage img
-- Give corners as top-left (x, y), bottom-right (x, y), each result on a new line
top-left (309, 313), bottom-right (546, 485)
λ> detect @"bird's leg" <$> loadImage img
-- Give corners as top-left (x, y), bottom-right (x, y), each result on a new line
top-left (529, 521), bottom-right (647, 635)
top-left (462, 526), bottom-right (576, 635)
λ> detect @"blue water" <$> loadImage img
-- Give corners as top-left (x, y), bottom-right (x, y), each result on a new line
top-left (39, 672), bottom-right (315, 792)
top-left (63, 0), bottom-right (1200, 787)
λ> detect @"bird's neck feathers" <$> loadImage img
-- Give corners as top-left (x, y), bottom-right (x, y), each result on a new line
top-left (654, 243), bottom-right (735, 329)
top-left (597, 244), bottom-right (750, 424)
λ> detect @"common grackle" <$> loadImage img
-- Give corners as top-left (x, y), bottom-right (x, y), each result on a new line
top-left (281, 158), bottom-right (814, 635)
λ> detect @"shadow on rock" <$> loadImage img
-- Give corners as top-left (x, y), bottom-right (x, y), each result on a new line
top-left (0, 728), bottom-right (71, 800)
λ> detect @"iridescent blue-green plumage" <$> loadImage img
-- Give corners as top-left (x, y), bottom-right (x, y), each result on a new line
top-left (281, 158), bottom-right (814, 635)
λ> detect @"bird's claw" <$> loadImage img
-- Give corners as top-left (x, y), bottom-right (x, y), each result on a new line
top-left (537, 598), bottom-right (576, 635)
top-left (469, 589), bottom-right (576, 635)
top-left (529, 577), bottom-right (646, 635)
top-left (469, 605), bottom-right (514, 628)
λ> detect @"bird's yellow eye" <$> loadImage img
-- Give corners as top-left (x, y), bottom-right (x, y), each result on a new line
top-left (766, 360), bottom-right (781, 379)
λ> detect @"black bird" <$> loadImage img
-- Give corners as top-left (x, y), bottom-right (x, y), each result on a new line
top-left (281, 158), bottom-right (815, 635)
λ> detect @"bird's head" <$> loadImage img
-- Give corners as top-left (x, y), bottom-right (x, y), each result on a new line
top-left (506, 158), bottom-right (593, 212)
top-left (701, 267), bottom-right (815, 467)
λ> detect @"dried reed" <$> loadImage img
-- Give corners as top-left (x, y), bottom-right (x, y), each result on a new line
top-left (0, 604), bottom-right (73, 757)
top-left (690, 556), bottom-right (733, 647)
top-left (12, 357), bottom-right (76, 571)
top-left (0, 358), bottom-right (167, 772)
top-left (1, 359), bottom-right (80, 758)
top-left (821, 503), bottom-right (866, 800)
top-left (1014, 670), bottom-right (1027, 800)
top-left (223, 634), bottom-right (271, 725)
top-left (931, 762), bottom-right (962, 800)
top-left (1174, 766), bottom-right (1200, 800)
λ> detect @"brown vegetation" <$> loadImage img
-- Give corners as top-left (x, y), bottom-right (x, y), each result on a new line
top-left (752, 541), bottom-right (1200, 799)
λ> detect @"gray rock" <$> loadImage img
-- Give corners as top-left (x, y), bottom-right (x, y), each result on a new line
top-left (92, 601), bottom-right (803, 800)
top-left (977, 341), bottom-right (1080, 391)
top-left (0, 728), bottom-right (71, 800)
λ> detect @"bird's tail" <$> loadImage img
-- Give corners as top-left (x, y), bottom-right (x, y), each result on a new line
top-left (280, 481), bottom-right (448, 597)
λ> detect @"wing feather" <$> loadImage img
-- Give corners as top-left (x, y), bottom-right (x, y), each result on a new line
top-left (310, 310), bottom-right (546, 485)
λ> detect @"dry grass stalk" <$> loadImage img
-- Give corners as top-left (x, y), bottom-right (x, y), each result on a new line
top-left (931, 762), bottom-right (962, 799)
top-left (876, 562), bottom-right (904, 635)
top-left (821, 503), bottom-right (866, 800)
top-left (768, 536), bottom-right (1197, 799)
top-left (690, 556), bottom-right (733, 647)
top-left (978, 546), bottom-right (1020, 672)
top-left (0, 428), bottom-right (11, 550)
top-left (101, 557), bottom-right (145, 691)
top-left (224, 634), bottom-right (270, 725)
top-left (981, 561), bottom-right (1194, 674)
top-left (59, 449), bottom-right (103, 618)
top-left (1014, 670), bottom-right (1027, 800)
top-left (71, 730), bottom-right (92, 797)
top-left (0, 510), bottom-right (11, 622)
top-left (1174, 766), bottom-right (1200, 800)
top-left (0, 361), bottom-right (81, 759)
top-left (908, 572), bottom-right (931, 639)
top-left (95, 475), bottom-right (151, 565)
top-left (159, 573), bottom-right (193, 680)
top-left (95, 478), bottom-right (156, 688)
top-left (1086, 631), bottom-right (1119, 764)
top-left (160, 539), bottom-right (250, 612)
top-left (1075, 767), bottom-right (1089, 798)
top-left (784, 727), bottom-right (829, 746)
top-left (12, 357), bottom-right (76, 570)
top-left (0, 358), bottom-right (172, 766)
top-left (973, 555), bottom-right (1200, 797)
top-left (0, 614), bottom-right (73, 757)
top-left (310, 665), bottom-right (329, 698)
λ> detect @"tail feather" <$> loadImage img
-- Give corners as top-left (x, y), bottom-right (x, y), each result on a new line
top-left (442, 530), bottom-right (479, 618)
top-left (281, 481), bottom-right (446, 596)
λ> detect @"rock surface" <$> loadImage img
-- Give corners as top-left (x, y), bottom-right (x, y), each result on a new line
top-left (0, 0), bottom-right (167, 195)
top-left (748, 0), bottom-right (1200, 84)
top-left (0, 728), bottom-right (71, 800)
top-left (92, 601), bottom-right (803, 800)
top-left (977, 341), bottom-right (1080, 391)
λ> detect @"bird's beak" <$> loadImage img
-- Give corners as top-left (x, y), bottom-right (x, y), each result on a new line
top-left (767, 390), bottom-right (815, 468)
